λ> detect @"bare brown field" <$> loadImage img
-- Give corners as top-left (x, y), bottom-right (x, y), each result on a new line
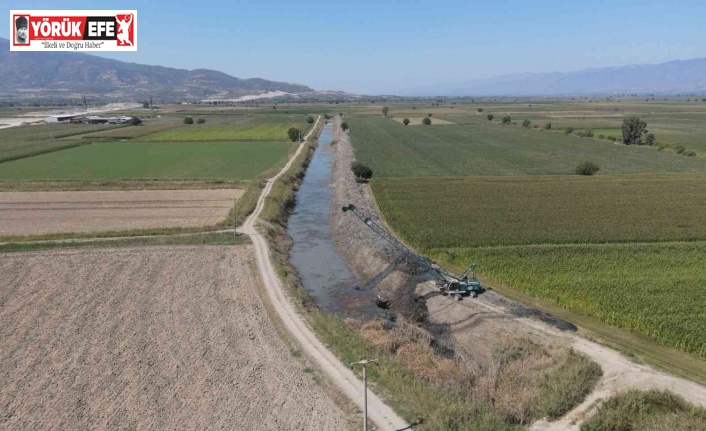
top-left (0, 246), bottom-right (348, 430)
top-left (0, 189), bottom-right (243, 236)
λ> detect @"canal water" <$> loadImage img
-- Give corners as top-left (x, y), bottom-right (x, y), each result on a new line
top-left (287, 122), bottom-right (379, 316)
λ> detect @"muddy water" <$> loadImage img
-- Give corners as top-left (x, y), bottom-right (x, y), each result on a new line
top-left (288, 123), bottom-right (379, 316)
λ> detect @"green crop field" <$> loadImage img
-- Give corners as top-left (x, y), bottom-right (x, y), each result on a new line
top-left (371, 174), bottom-right (706, 248)
top-left (427, 241), bottom-right (706, 358)
top-left (0, 141), bottom-right (293, 180)
top-left (76, 122), bottom-right (184, 140)
top-left (141, 115), bottom-right (312, 142)
top-left (348, 101), bottom-right (706, 365)
top-left (0, 123), bottom-right (124, 162)
top-left (347, 117), bottom-right (706, 177)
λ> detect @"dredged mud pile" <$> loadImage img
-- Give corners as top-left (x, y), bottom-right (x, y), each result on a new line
top-left (329, 117), bottom-right (427, 320)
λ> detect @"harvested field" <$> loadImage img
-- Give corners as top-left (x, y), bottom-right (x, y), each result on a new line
top-left (390, 117), bottom-right (455, 125)
top-left (0, 189), bottom-right (243, 236)
top-left (0, 246), bottom-right (348, 430)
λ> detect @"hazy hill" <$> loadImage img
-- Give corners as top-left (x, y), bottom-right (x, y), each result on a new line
top-left (0, 38), bottom-right (314, 101)
top-left (408, 58), bottom-right (706, 96)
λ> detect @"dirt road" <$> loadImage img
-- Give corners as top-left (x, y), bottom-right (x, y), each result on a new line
top-left (0, 246), bottom-right (348, 430)
top-left (0, 189), bottom-right (242, 236)
top-left (238, 116), bottom-right (409, 431)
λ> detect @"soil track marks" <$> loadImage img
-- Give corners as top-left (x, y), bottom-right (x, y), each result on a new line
top-left (0, 189), bottom-right (242, 236)
top-left (0, 246), bottom-right (347, 430)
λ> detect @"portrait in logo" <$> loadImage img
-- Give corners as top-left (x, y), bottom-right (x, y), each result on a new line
top-left (115, 13), bottom-right (133, 46)
top-left (15, 16), bottom-right (29, 45)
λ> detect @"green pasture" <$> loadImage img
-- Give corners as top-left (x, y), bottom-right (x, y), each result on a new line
top-left (0, 141), bottom-right (294, 180)
top-left (347, 117), bottom-right (706, 177)
top-left (428, 241), bottom-right (706, 358)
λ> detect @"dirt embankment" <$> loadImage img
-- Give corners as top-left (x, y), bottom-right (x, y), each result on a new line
top-left (330, 117), bottom-right (425, 319)
top-left (0, 246), bottom-right (348, 430)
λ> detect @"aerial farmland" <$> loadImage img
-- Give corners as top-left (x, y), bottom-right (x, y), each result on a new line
top-left (346, 100), bottom-right (706, 368)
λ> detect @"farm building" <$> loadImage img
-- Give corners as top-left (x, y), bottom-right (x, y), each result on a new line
top-left (45, 114), bottom-right (78, 123)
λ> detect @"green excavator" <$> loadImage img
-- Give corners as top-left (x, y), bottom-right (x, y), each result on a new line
top-left (342, 204), bottom-right (483, 300)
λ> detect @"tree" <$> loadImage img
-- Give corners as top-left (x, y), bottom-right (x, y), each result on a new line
top-left (502, 116), bottom-right (511, 124)
top-left (351, 161), bottom-right (373, 180)
top-left (403, 118), bottom-right (410, 126)
top-left (622, 117), bottom-right (647, 145)
top-left (522, 119), bottom-right (531, 128)
top-left (341, 122), bottom-right (349, 131)
top-left (487, 114), bottom-right (494, 121)
top-left (197, 118), bottom-right (206, 124)
top-left (183, 116), bottom-right (194, 125)
top-left (575, 161), bottom-right (600, 176)
top-left (422, 117), bottom-right (432, 125)
top-left (565, 127), bottom-right (574, 135)
top-left (382, 106), bottom-right (389, 118)
top-left (645, 133), bottom-right (656, 146)
top-left (544, 123), bottom-right (552, 130)
top-left (129, 117), bottom-right (142, 126)
top-left (287, 127), bottom-right (302, 142)
top-left (306, 116), bottom-right (315, 124)
top-left (142, 100), bottom-right (149, 109)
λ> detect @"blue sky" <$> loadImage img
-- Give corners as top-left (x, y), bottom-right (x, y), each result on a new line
top-left (6, 1), bottom-right (706, 94)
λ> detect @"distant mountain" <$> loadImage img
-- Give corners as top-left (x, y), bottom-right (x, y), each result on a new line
top-left (0, 38), bottom-right (316, 101)
top-left (407, 58), bottom-right (706, 96)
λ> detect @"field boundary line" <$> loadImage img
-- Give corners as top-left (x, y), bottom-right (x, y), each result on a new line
top-left (238, 116), bottom-right (409, 431)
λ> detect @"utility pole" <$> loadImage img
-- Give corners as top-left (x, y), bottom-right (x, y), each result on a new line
top-left (350, 357), bottom-right (378, 431)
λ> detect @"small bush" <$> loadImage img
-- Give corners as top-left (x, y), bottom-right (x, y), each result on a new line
top-left (575, 161), bottom-right (600, 176)
top-left (502, 116), bottom-right (511, 124)
top-left (645, 132), bottom-right (656, 146)
top-left (487, 114), bottom-right (494, 121)
top-left (351, 161), bottom-right (373, 180)
top-left (341, 122), bottom-right (349, 131)
top-left (478, 108), bottom-right (484, 112)
top-left (675, 145), bottom-right (686, 154)
top-left (306, 116), bottom-right (315, 124)
top-left (544, 123), bottom-right (552, 130)
top-left (129, 117), bottom-right (142, 126)
top-left (422, 117), bottom-right (432, 125)
top-left (684, 150), bottom-right (697, 157)
top-left (183, 116), bottom-right (194, 125)
top-left (403, 118), bottom-right (410, 126)
top-left (565, 127), bottom-right (574, 134)
top-left (522, 119), bottom-right (531, 128)
top-left (607, 136), bottom-right (617, 142)
top-left (584, 129), bottom-right (594, 138)
top-left (196, 118), bottom-right (206, 124)
top-left (598, 134), bottom-right (605, 140)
